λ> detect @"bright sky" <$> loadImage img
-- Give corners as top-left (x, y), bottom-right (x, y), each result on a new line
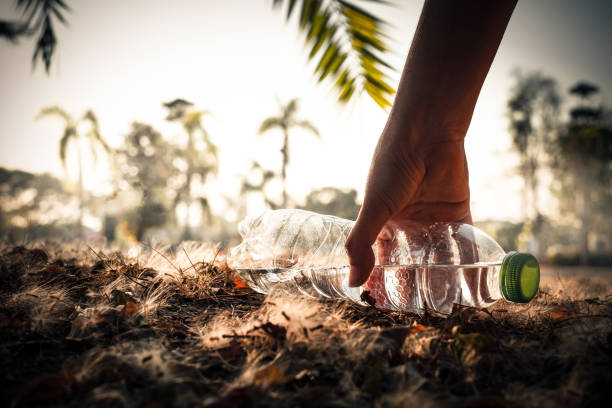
top-left (1, 0), bottom-right (611, 223)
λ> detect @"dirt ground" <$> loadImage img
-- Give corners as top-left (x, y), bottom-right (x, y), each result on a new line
top-left (1, 243), bottom-right (611, 407)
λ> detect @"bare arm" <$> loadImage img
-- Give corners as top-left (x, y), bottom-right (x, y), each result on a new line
top-left (346, 0), bottom-right (517, 287)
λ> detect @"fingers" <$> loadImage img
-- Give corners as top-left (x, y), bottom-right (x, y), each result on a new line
top-left (376, 225), bottom-right (398, 265)
top-left (345, 202), bottom-right (393, 287)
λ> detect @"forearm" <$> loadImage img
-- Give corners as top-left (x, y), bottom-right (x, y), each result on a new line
top-left (386, 0), bottom-right (517, 144)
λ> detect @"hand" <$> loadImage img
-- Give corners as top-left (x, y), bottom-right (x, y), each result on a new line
top-left (344, 0), bottom-right (516, 287)
top-left (345, 129), bottom-right (471, 287)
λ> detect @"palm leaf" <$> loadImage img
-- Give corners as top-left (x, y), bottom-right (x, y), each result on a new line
top-left (39, 106), bottom-right (76, 168)
top-left (283, 99), bottom-right (299, 119)
top-left (11, 0), bottom-right (71, 73)
top-left (258, 117), bottom-right (284, 134)
top-left (82, 110), bottom-right (111, 158)
top-left (0, 21), bottom-right (29, 41)
top-left (296, 120), bottom-right (319, 137)
top-left (58, 127), bottom-right (74, 168)
top-left (36, 106), bottom-right (74, 168)
top-left (163, 98), bottom-right (194, 121)
top-left (274, 0), bottom-right (395, 109)
top-left (36, 105), bottom-right (72, 122)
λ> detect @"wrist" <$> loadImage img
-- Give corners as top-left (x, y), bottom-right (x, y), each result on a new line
top-left (383, 104), bottom-right (468, 151)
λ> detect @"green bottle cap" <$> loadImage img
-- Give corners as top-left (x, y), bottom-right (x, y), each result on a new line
top-left (500, 252), bottom-right (540, 303)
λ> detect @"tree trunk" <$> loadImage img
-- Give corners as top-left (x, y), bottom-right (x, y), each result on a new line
top-left (578, 162), bottom-right (590, 265)
top-left (77, 136), bottom-right (84, 238)
top-left (136, 219), bottom-right (145, 242)
top-left (281, 129), bottom-right (289, 207)
top-left (183, 129), bottom-right (195, 240)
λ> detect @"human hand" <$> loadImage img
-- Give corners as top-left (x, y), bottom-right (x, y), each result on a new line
top-left (345, 129), bottom-right (471, 287)
top-left (343, 0), bottom-right (515, 289)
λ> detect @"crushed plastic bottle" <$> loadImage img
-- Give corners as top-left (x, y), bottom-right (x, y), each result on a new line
top-left (230, 209), bottom-right (540, 314)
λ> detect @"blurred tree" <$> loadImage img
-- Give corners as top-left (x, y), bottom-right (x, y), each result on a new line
top-left (0, 167), bottom-right (73, 241)
top-left (272, 0), bottom-right (396, 109)
top-left (553, 82), bottom-right (612, 263)
top-left (507, 71), bottom-right (561, 219)
top-left (163, 98), bottom-right (218, 239)
top-left (299, 186), bottom-right (360, 220)
top-left (0, 0), bottom-right (69, 72)
top-left (506, 71), bottom-right (560, 258)
top-left (259, 98), bottom-right (319, 207)
top-left (115, 122), bottom-right (177, 242)
top-left (36, 106), bottom-right (110, 235)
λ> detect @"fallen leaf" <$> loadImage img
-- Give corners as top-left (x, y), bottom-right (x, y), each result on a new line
top-left (253, 364), bottom-right (289, 387)
top-left (109, 289), bottom-right (136, 306)
top-left (410, 324), bottom-right (429, 334)
top-left (233, 276), bottom-right (248, 289)
top-left (551, 306), bottom-right (571, 319)
top-left (121, 301), bottom-right (139, 317)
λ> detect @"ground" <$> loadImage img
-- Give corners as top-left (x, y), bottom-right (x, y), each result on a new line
top-left (0, 243), bottom-right (611, 407)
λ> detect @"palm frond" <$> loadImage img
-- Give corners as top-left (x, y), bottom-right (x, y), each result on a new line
top-left (36, 105), bottom-right (72, 123)
top-left (58, 127), bottom-right (73, 168)
top-left (82, 110), bottom-right (111, 153)
top-left (283, 99), bottom-right (299, 120)
top-left (11, 0), bottom-right (71, 73)
top-left (0, 21), bottom-right (29, 42)
top-left (163, 98), bottom-right (194, 121)
top-left (258, 117), bottom-right (284, 134)
top-left (31, 14), bottom-right (56, 72)
top-left (36, 105), bottom-right (75, 169)
top-left (275, 0), bottom-right (396, 109)
top-left (296, 120), bottom-right (319, 137)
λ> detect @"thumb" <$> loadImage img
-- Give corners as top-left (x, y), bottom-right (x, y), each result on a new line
top-left (345, 202), bottom-right (392, 287)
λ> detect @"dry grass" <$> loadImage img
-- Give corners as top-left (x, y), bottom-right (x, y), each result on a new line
top-left (0, 243), bottom-right (610, 407)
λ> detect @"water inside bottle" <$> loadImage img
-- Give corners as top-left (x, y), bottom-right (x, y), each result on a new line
top-left (236, 261), bottom-right (503, 314)
top-left (380, 263), bottom-right (502, 314)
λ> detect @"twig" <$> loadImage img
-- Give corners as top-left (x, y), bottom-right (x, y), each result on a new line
top-left (149, 245), bottom-right (181, 273)
top-left (222, 333), bottom-right (258, 339)
top-left (183, 248), bottom-right (197, 276)
top-left (123, 273), bottom-right (148, 289)
top-left (211, 246), bottom-right (222, 266)
top-left (86, 245), bottom-right (105, 263)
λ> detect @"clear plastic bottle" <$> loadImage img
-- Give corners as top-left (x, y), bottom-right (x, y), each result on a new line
top-left (230, 209), bottom-right (540, 314)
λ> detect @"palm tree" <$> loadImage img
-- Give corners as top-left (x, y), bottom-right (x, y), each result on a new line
top-left (163, 98), bottom-right (218, 239)
top-left (258, 98), bottom-right (319, 207)
top-left (36, 106), bottom-right (110, 234)
top-left (0, 0), bottom-right (70, 72)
